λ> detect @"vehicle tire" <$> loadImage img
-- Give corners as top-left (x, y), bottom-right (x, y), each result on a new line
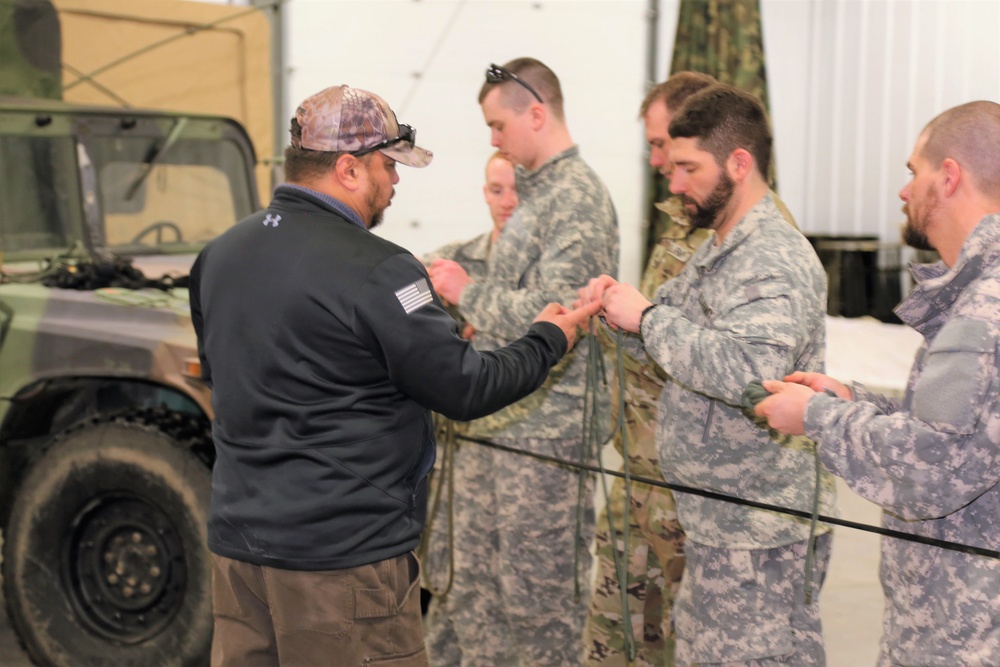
top-left (2, 419), bottom-right (212, 667)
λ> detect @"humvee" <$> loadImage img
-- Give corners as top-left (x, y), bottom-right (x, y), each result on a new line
top-left (0, 2), bottom-right (261, 665)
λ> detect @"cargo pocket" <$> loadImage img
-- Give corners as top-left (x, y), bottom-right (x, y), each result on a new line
top-left (271, 568), bottom-right (355, 639)
top-left (356, 553), bottom-right (426, 662)
top-left (354, 551), bottom-right (421, 618)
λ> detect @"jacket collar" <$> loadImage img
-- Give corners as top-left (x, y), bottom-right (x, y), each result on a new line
top-left (274, 184), bottom-right (366, 229)
top-left (514, 145), bottom-right (580, 185)
top-left (691, 192), bottom-right (776, 272)
top-left (896, 213), bottom-right (1000, 332)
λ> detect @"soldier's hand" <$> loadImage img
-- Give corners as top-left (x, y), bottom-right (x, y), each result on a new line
top-left (575, 275), bottom-right (618, 309)
top-left (428, 259), bottom-right (471, 305)
top-left (754, 380), bottom-right (816, 435)
top-left (783, 371), bottom-right (853, 400)
top-left (601, 282), bottom-right (652, 333)
top-left (534, 301), bottom-right (602, 350)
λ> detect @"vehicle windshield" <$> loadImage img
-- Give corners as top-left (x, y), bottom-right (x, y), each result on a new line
top-left (0, 118), bottom-right (256, 260)
top-left (0, 134), bottom-right (79, 255)
top-left (91, 133), bottom-right (256, 254)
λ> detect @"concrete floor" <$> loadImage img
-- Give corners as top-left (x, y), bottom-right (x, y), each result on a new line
top-left (820, 477), bottom-right (886, 665)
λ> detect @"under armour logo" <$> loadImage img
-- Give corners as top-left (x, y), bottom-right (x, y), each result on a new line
top-left (263, 213), bottom-right (281, 228)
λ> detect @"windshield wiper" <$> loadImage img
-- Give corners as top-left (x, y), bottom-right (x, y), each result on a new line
top-left (124, 117), bottom-right (188, 200)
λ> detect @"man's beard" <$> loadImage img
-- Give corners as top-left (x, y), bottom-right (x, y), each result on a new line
top-left (902, 214), bottom-right (934, 251)
top-left (366, 183), bottom-right (392, 230)
top-left (686, 171), bottom-right (735, 230)
top-left (901, 185), bottom-right (938, 252)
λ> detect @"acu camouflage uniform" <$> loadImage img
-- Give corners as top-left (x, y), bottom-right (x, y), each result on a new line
top-left (632, 193), bottom-right (837, 665)
top-left (584, 197), bottom-right (709, 667)
top-left (805, 214), bottom-right (1000, 667)
top-left (585, 194), bottom-right (798, 667)
top-left (425, 146), bottom-right (619, 667)
top-left (420, 231), bottom-right (492, 659)
top-left (423, 232), bottom-right (494, 335)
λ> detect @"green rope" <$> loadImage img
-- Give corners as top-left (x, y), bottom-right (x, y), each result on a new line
top-left (418, 416), bottom-right (456, 598)
top-left (459, 433), bottom-right (1000, 560)
top-left (0, 242), bottom-right (88, 285)
top-left (576, 323), bottom-right (602, 602)
top-left (613, 328), bottom-right (638, 660)
top-left (740, 379), bottom-right (771, 411)
top-left (582, 321), bottom-right (637, 660)
top-left (741, 378), bottom-right (822, 605)
top-left (803, 444), bottom-right (822, 605)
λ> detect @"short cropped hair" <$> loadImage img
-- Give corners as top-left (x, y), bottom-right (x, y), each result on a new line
top-left (478, 57), bottom-right (565, 122)
top-left (485, 149), bottom-right (511, 176)
top-left (639, 71), bottom-right (717, 119)
top-left (669, 84), bottom-right (772, 180)
top-left (921, 100), bottom-right (1000, 201)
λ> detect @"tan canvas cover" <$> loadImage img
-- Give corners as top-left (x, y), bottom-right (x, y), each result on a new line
top-left (53, 0), bottom-right (274, 192)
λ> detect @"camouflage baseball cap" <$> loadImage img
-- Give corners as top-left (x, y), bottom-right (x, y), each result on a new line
top-left (292, 85), bottom-right (433, 168)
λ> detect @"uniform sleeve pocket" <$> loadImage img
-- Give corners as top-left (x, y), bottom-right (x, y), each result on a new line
top-left (912, 318), bottom-right (994, 435)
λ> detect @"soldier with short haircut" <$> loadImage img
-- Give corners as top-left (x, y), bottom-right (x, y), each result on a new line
top-left (423, 151), bottom-right (517, 339)
top-left (756, 100), bottom-right (1000, 667)
top-left (427, 58), bottom-right (619, 666)
top-left (578, 84), bottom-right (836, 666)
top-left (420, 150), bottom-right (517, 655)
top-left (584, 71), bottom-right (801, 667)
top-left (583, 71), bottom-right (714, 667)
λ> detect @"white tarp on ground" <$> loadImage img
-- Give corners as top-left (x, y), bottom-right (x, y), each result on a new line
top-left (820, 315), bottom-right (925, 667)
top-left (825, 315), bottom-right (924, 397)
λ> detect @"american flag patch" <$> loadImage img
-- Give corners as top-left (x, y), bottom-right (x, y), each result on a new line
top-left (395, 278), bottom-right (434, 314)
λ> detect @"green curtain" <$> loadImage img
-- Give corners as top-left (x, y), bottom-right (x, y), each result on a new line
top-left (0, 0), bottom-right (62, 99)
top-left (670, 0), bottom-right (771, 115)
top-left (645, 0), bottom-right (773, 263)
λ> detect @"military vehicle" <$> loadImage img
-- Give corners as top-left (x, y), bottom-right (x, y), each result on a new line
top-left (0, 0), bottom-right (262, 664)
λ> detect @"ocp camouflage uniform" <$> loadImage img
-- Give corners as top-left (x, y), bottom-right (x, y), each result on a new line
top-left (804, 214), bottom-right (1000, 667)
top-left (425, 146), bottom-right (619, 667)
top-left (633, 193), bottom-right (837, 665)
top-left (584, 197), bottom-right (710, 667)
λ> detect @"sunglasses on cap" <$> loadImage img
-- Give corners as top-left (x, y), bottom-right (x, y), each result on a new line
top-left (354, 124), bottom-right (416, 157)
top-left (485, 63), bottom-right (543, 104)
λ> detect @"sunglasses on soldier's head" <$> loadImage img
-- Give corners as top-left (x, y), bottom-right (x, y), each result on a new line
top-left (354, 124), bottom-right (416, 157)
top-left (485, 63), bottom-right (543, 104)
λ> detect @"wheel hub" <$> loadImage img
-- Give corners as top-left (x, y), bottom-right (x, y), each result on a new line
top-left (67, 495), bottom-right (186, 643)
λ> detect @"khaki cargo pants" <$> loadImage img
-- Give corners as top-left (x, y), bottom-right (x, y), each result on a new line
top-left (211, 551), bottom-right (428, 666)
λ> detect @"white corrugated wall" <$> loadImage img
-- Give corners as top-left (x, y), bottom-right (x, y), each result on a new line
top-left (764, 0), bottom-right (1000, 243)
top-left (209, 0), bottom-right (1000, 284)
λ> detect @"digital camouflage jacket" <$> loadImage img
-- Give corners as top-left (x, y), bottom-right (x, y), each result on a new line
top-left (457, 146), bottom-right (619, 440)
top-left (806, 214), bottom-right (1000, 666)
top-left (639, 193), bottom-right (836, 548)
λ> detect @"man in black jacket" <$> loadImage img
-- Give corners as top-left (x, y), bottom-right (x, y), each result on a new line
top-left (189, 84), bottom-right (598, 667)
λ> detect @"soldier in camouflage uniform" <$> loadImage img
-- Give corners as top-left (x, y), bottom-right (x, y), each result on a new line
top-left (585, 73), bottom-right (803, 667)
top-left (579, 85), bottom-right (836, 666)
top-left (423, 152), bottom-right (517, 338)
top-left (421, 151), bottom-right (517, 663)
top-left (428, 58), bottom-right (619, 666)
top-left (583, 72), bottom-right (714, 667)
top-left (757, 101), bottom-right (1000, 667)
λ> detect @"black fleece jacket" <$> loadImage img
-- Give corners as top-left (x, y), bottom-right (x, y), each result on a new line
top-left (189, 186), bottom-right (566, 570)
